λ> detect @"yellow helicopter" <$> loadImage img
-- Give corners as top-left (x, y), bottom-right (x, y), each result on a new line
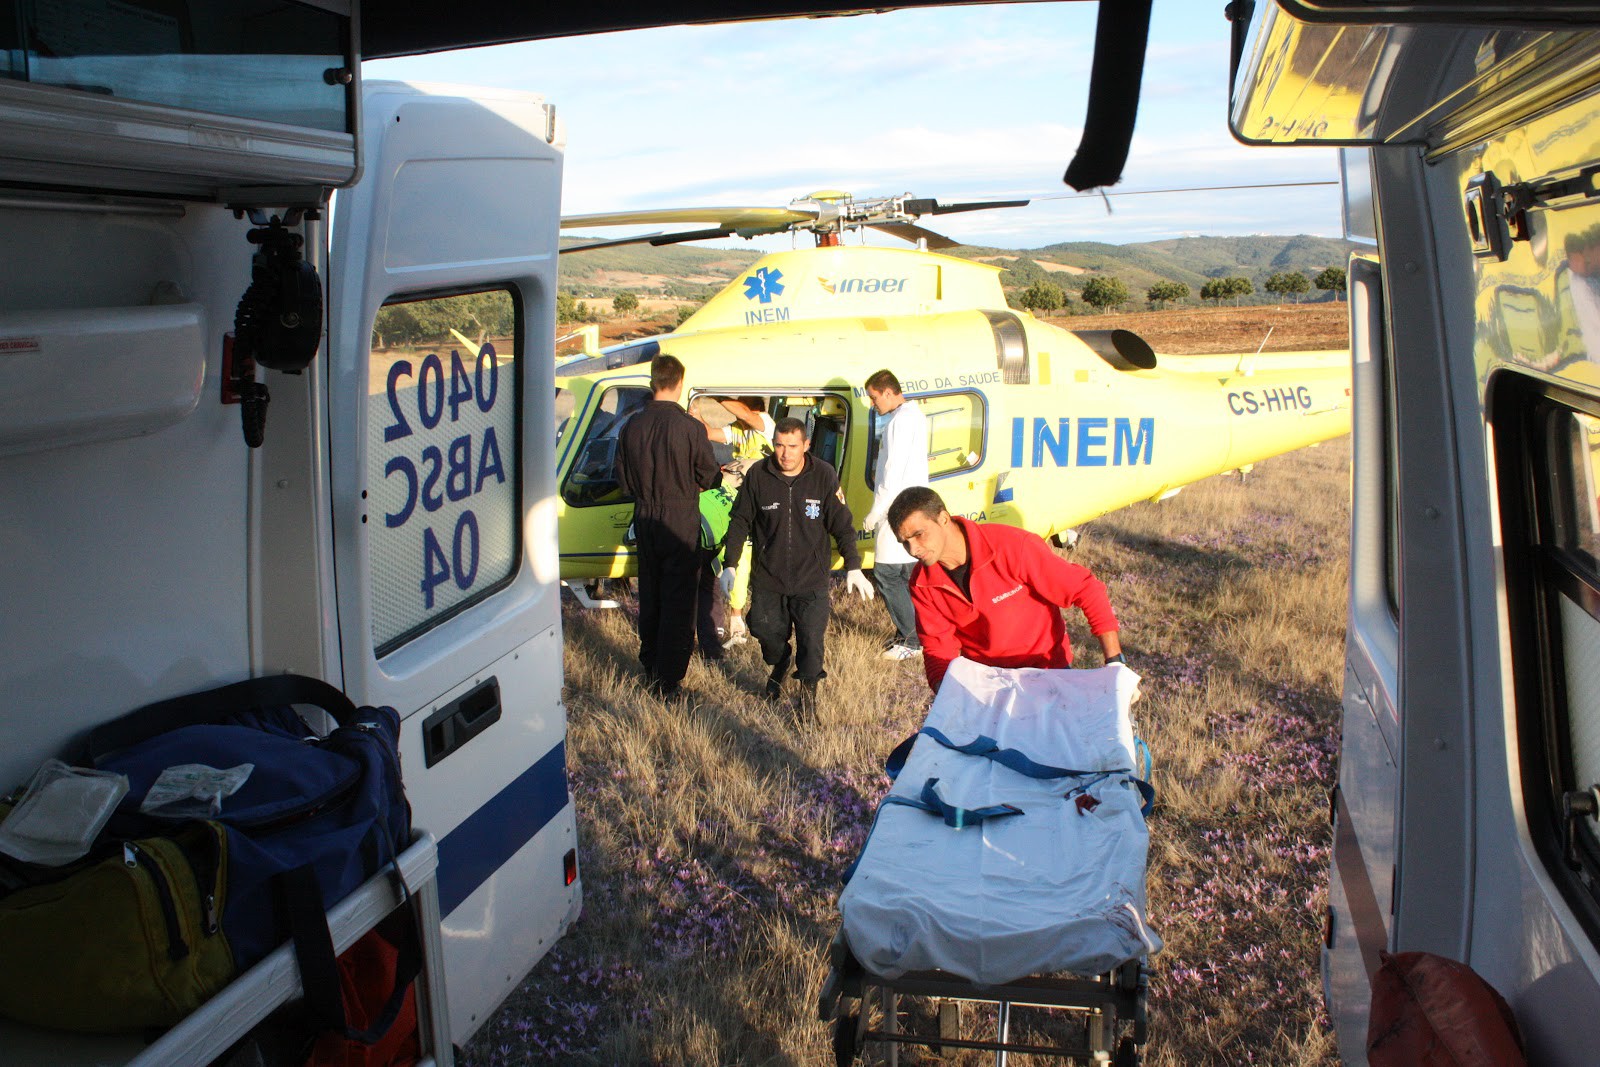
top-left (553, 191), bottom-right (1350, 597)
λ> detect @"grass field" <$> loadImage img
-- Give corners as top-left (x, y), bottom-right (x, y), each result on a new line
top-left (457, 433), bottom-right (1350, 1066)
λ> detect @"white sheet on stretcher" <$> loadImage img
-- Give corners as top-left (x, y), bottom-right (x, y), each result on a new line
top-left (839, 657), bottom-right (1162, 985)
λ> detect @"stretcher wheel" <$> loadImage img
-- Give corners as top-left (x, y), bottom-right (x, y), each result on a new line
top-left (832, 1012), bottom-right (860, 1066)
top-left (1114, 1036), bottom-right (1140, 1066)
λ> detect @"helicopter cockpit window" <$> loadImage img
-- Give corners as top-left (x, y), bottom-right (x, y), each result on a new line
top-left (866, 391), bottom-right (985, 487)
top-left (556, 340), bottom-right (660, 378)
top-left (556, 386), bottom-right (575, 448)
top-left (562, 385), bottom-right (650, 507)
top-left (368, 288), bottom-right (520, 655)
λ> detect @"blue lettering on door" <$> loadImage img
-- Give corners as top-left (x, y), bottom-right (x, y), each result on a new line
top-left (1009, 417), bottom-right (1156, 467)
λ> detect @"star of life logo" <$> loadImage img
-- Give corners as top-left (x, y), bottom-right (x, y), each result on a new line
top-left (804, 500), bottom-right (821, 519)
top-left (743, 267), bottom-right (785, 304)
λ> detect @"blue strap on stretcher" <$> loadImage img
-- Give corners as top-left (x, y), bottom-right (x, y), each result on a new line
top-left (884, 726), bottom-right (1157, 816)
top-left (883, 776), bottom-right (1024, 829)
top-left (840, 777), bottom-right (1022, 885)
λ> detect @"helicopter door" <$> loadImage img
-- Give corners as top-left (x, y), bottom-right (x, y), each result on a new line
top-left (558, 378), bottom-right (651, 577)
top-left (326, 83), bottom-right (578, 1039)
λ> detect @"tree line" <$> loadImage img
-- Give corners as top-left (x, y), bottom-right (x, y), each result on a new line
top-left (1012, 266), bottom-right (1347, 314)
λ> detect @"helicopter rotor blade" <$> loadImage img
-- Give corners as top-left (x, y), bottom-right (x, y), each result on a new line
top-left (560, 206), bottom-right (819, 231)
top-left (559, 227), bottom-right (740, 254)
top-left (867, 222), bottom-right (961, 249)
top-left (560, 231), bottom-right (671, 253)
top-left (902, 198), bottom-right (1031, 217)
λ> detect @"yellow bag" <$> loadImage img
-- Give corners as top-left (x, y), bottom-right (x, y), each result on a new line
top-left (0, 822), bottom-right (234, 1032)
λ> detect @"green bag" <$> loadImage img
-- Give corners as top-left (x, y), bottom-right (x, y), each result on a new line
top-left (0, 820), bottom-right (233, 1032)
top-left (699, 485), bottom-right (736, 559)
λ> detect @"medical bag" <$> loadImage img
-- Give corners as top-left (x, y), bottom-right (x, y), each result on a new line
top-left (0, 674), bottom-right (412, 1033)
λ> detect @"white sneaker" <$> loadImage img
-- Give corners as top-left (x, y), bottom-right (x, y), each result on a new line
top-left (882, 644), bottom-right (922, 661)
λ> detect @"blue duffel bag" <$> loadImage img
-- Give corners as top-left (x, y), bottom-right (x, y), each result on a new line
top-left (87, 675), bottom-right (413, 1032)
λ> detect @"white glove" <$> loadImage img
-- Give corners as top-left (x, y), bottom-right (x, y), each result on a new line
top-left (862, 508), bottom-right (885, 532)
top-left (722, 613), bottom-right (749, 649)
top-left (718, 567), bottom-right (738, 600)
top-left (846, 569), bottom-right (875, 601)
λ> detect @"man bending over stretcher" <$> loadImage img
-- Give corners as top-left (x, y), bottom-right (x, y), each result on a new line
top-left (887, 486), bottom-right (1124, 695)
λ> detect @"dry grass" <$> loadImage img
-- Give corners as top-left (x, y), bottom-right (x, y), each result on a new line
top-left (460, 437), bottom-right (1350, 1066)
top-left (1067, 304), bottom-right (1348, 355)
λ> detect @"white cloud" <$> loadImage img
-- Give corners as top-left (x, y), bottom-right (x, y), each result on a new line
top-left (368, 0), bottom-right (1347, 250)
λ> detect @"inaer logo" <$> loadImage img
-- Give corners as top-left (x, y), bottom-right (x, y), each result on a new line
top-left (991, 583), bottom-right (1025, 605)
top-left (817, 276), bottom-right (907, 295)
top-left (743, 267), bottom-right (785, 304)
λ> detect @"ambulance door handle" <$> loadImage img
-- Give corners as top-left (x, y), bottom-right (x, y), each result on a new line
top-left (422, 677), bottom-right (502, 768)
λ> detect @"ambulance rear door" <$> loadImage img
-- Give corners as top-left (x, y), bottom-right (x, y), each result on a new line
top-left (327, 81), bottom-right (577, 1039)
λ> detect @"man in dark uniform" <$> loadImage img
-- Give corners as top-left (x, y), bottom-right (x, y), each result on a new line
top-left (721, 417), bottom-right (875, 714)
top-left (615, 354), bottom-right (722, 699)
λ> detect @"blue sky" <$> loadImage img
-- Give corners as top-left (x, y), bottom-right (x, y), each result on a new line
top-left (367, 1), bottom-right (1343, 251)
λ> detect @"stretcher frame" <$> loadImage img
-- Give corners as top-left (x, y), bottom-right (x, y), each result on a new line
top-left (818, 929), bottom-right (1148, 1066)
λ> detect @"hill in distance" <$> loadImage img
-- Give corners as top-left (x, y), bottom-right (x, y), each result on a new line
top-left (558, 237), bottom-right (762, 300)
top-left (558, 233), bottom-right (1362, 308)
top-left (948, 234), bottom-right (1360, 302)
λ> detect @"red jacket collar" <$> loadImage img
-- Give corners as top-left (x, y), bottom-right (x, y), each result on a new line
top-left (948, 515), bottom-right (994, 570)
top-left (917, 515), bottom-right (992, 595)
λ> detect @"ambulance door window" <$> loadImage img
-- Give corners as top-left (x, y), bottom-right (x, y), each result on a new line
top-left (1497, 377), bottom-right (1600, 942)
top-left (561, 385), bottom-right (650, 507)
top-left (921, 391), bottom-right (987, 479)
top-left (368, 289), bottom-right (520, 655)
top-left (7, 0), bottom-right (349, 131)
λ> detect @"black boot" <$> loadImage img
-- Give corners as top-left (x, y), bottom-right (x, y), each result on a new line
top-left (765, 646), bottom-right (792, 703)
top-left (797, 679), bottom-right (820, 718)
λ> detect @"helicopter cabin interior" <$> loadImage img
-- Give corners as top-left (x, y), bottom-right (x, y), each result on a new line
top-left (558, 381), bottom-right (987, 519)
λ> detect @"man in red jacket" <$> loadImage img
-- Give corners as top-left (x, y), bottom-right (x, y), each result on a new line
top-left (887, 486), bottom-right (1124, 694)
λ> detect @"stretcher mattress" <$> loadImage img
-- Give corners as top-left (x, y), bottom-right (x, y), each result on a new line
top-left (839, 657), bottom-right (1161, 986)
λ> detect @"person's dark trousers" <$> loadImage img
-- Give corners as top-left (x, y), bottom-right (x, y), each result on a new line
top-left (695, 553), bottom-right (723, 660)
top-left (634, 508), bottom-right (702, 690)
top-left (748, 588), bottom-right (831, 682)
top-left (873, 562), bottom-right (921, 650)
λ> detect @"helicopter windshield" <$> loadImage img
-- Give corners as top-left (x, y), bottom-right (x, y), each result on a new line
top-left (561, 385), bottom-right (650, 507)
top-left (556, 386), bottom-right (575, 446)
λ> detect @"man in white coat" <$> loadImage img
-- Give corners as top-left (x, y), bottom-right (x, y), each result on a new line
top-left (861, 369), bottom-right (931, 660)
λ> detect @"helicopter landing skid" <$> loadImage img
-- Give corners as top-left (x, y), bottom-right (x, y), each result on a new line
top-left (564, 579), bottom-right (621, 610)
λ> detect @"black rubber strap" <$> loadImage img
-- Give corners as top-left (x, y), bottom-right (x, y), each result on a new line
top-left (278, 864), bottom-right (347, 1035)
top-left (86, 674), bottom-right (358, 765)
top-left (281, 865), bottom-right (425, 1045)
top-left (1061, 0), bottom-right (1154, 192)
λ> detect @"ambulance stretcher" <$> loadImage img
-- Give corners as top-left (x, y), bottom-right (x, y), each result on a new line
top-left (818, 658), bottom-right (1159, 1066)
